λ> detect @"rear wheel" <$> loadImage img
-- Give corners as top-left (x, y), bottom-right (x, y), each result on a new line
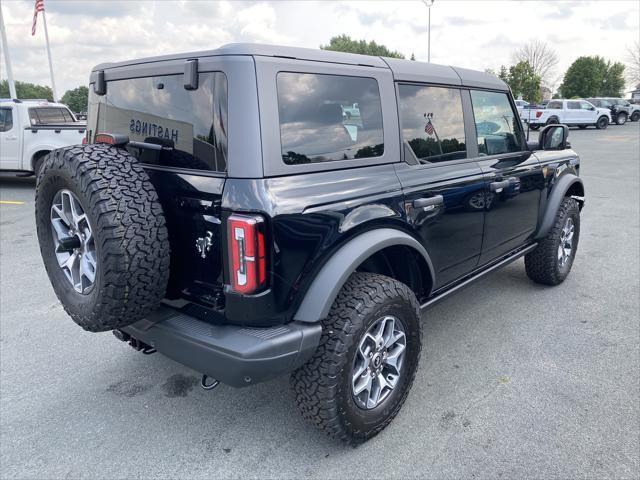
top-left (546, 117), bottom-right (559, 125)
top-left (525, 198), bottom-right (580, 286)
top-left (35, 145), bottom-right (170, 332)
top-left (596, 116), bottom-right (609, 129)
top-left (291, 272), bottom-right (422, 443)
top-left (631, 111), bottom-right (640, 122)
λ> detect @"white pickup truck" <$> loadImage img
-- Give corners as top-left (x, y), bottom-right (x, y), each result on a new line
top-left (521, 99), bottom-right (611, 131)
top-left (0, 99), bottom-right (86, 175)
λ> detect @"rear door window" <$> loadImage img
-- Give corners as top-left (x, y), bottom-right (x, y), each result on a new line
top-left (276, 72), bottom-right (384, 164)
top-left (95, 72), bottom-right (228, 173)
top-left (546, 101), bottom-right (562, 109)
top-left (470, 90), bottom-right (524, 156)
top-left (397, 84), bottom-right (466, 163)
top-left (567, 101), bottom-right (580, 110)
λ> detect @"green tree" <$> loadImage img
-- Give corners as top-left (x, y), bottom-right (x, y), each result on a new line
top-left (61, 86), bottom-right (89, 113)
top-left (498, 65), bottom-right (509, 83)
top-left (0, 80), bottom-right (53, 101)
top-left (559, 56), bottom-right (626, 98)
top-left (321, 35), bottom-right (404, 59)
top-left (506, 61), bottom-right (541, 103)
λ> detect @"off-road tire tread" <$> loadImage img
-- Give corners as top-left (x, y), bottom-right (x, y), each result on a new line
top-left (525, 197), bottom-right (579, 286)
top-left (35, 144), bottom-right (170, 332)
top-left (290, 272), bottom-right (421, 443)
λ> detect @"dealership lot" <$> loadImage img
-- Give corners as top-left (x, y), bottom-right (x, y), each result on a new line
top-left (1, 124), bottom-right (638, 479)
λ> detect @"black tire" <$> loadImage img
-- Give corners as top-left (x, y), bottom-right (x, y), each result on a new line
top-left (291, 272), bottom-right (422, 444)
top-left (525, 198), bottom-right (580, 286)
top-left (35, 144), bottom-right (170, 332)
top-left (615, 112), bottom-right (627, 125)
top-left (631, 111), bottom-right (640, 122)
top-left (578, 125), bottom-right (587, 129)
top-left (546, 117), bottom-right (559, 125)
top-left (33, 151), bottom-right (49, 178)
top-left (530, 125), bottom-right (541, 131)
top-left (596, 116), bottom-right (609, 129)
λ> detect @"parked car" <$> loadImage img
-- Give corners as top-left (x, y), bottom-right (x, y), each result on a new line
top-left (0, 99), bottom-right (86, 175)
top-left (585, 97), bottom-right (634, 125)
top-left (523, 98), bottom-right (610, 130)
top-left (515, 99), bottom-right (529, 115)
top-left (34, 44), bottom-right (585, 443)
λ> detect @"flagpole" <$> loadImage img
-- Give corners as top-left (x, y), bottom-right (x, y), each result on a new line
top-left (0, 5), bottom-right (18, 99)
top-left (41, 9), bottom-right (57, 102)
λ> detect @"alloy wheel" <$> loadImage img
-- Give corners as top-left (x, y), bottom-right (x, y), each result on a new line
top-left (50, 189), bottom-right (97, 294)
top-left (351, 315), bottom-right (407, 410)
top-left (558, 217), bottom-right (574, 269)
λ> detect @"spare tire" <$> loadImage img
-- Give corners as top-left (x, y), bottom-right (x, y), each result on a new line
top-left (35, 144), bottom-right (170, 332)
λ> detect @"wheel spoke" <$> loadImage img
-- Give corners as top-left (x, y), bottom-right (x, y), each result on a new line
top-left (353, 374), bottom-right (372, 397)
top-left (385, 344), bottom-right (406, 374)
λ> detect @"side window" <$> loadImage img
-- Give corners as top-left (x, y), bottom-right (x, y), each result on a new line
top-left (547, 101), bottom-right (562, 109)
top-left (0, 108), bottom-right (13, 132)
top-left (579, 101), bottom-right (593, 110)
top-left (277, 72), bottom-right (384, 164)
top-left (567, 101), bottom-right (580, 110)
top-left (398, 84), bottom-right (466, 163)
top-left (470, 90), bottom-right (524, 156)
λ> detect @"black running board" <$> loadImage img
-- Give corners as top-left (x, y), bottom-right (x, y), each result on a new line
top-left (420, 243), bottom-right (537, 311)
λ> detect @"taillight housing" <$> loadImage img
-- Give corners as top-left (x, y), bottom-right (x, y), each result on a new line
top-left (227, 214), bottom-right (267, 294)
top-left (536, 111), bottom-right (543, 118)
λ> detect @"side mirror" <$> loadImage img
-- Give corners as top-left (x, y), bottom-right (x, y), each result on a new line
top-left (590, 106), bottom-right (595, 110)
top-left (538, 124), bottom-right (570, 151)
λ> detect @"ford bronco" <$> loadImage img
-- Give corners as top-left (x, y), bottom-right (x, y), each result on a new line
top-left (35, 44), bottom-right (584, 443)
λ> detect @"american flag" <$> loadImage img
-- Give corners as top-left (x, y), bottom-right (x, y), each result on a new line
top-left (424, 120), bottom-right (434, 136)
top-left (31, 0), bottom-right (45, 36)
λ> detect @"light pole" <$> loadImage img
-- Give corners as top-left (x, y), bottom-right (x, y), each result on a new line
top-left (422, 0), bottom-right (435, 62)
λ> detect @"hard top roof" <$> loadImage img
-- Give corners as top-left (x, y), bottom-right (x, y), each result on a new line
top-left (91, 42), bottom-right (507, 91)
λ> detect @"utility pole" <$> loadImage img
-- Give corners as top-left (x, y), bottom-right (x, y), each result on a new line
top-left (422, 0), bottom-right (435, 63)
top-left (0, 4), bottom-right (18, 99)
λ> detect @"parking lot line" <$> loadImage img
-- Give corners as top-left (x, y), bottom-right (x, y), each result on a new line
top-left (0, 200), bottom-right (26, 205)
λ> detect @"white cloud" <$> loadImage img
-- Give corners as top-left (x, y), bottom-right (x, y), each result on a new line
top-left (1, 0), bottom-right (638, 97)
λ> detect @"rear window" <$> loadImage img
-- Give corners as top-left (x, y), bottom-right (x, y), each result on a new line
top-left (92, 72), bottom-right (228, 173)
top-left (277, 72), bottom-right (384, 165)
top-left (29, 107), bottom-right (75, 125)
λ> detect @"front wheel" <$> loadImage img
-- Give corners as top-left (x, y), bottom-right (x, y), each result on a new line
top-left (615, 113), bottom-right (627, 125)
top-left (291, 272), bottom-right (422, 443)
top-left (631, 111), bottom-right (640, 122)
top-left (596, 116), bottom-right (609, 129)
top-left (525, 198), bottom-right (580, 286)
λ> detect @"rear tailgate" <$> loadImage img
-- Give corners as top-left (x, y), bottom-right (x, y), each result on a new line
top-left (88, 71), bottom-right (229, 310)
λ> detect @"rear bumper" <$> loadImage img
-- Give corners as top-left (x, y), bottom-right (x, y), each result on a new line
top-left (121, 306), bottom-right (321, 387)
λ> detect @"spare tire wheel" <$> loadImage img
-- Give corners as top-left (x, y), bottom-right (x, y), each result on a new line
top-left (35, 144), bottom-right (170, 332)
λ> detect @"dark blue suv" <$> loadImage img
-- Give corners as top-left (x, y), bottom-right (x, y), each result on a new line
top-left (35, 44), bottom-right (584, 443)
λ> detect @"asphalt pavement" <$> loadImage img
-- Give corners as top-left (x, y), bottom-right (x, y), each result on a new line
top-left (1, 123), bottom-right (639, 479)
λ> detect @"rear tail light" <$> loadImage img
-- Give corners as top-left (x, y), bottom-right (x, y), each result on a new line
top-left (94, 133), bottom-right (129, 146)
top-left (536, 111), bottom-right (543, 118)
top-left (227, 214), bottom-right (267, 294)
top-left (82, 136), bottom-right (88, 145)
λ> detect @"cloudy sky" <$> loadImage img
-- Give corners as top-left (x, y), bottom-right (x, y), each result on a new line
top-left (1, 0), bottom-right (638, 97)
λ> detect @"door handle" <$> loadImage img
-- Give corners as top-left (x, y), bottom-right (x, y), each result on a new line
top-left (489, 177), bottom-right (518, 192)
top-left (413, 195), bottom-right (443, 209)
top-left (5, 135), bottom-right (17, 141)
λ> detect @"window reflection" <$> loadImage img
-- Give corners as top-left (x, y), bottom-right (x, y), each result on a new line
top-left (277, 72), bottom-right (384, 164)
top-left (96, 72), bottom-right (228, 173)
top-left (398, 85), bottom-right (466, 163)
top-left (470, 90), bottom-right (523, 156)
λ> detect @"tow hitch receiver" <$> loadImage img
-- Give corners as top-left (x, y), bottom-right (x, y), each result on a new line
top-left (200, 375), bottom-right (220, 391)
top-left (113, 330), bottom-right (157, 355)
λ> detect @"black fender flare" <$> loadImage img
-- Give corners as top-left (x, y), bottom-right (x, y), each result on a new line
top-left (535, 174), bottom-right (584, 240)
top-left (292, 228), bottom-right (435, 323)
